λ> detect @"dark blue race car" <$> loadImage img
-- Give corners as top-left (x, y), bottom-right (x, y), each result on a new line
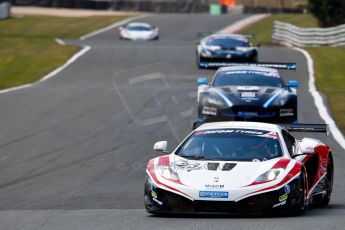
top-left (194, 63), bottom-right (299, 129)
top-left (196, 34), bottom-right (259, 68)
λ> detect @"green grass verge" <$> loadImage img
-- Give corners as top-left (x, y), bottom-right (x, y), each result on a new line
top-left (0, 15), bottom-right (132, 89)
top-left (307, 47), bottom-right (345, 131)
top-left (240, 13), bottom-right (318, 45)
top-left (238, 13), bottom-right (345, 133)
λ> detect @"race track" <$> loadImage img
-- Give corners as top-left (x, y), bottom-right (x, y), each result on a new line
top-left (0, 14), bottom-right (344, 229)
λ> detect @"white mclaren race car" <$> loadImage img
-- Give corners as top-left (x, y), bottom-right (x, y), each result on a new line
top-left (145, 122), bottom-right (333, 215)
top-left (118, 22), bottom-right (159, 41)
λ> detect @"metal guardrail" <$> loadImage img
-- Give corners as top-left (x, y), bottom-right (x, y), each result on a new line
top-left (0, 2), bottom-right (10, 19)
top-left (272, 21), bottom-right (345, 47)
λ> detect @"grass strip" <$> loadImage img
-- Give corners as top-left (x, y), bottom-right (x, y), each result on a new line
top-left (0, 15), bottom-right (132, 89)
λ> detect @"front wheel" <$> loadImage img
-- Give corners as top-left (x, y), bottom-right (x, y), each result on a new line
top-left (250, 54), bottom-right (258, 63)
top-left (286, 172), bottom-right (306, 216)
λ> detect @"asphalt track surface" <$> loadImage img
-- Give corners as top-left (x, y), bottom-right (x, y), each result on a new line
top-left (0, 14), bottom-right (344, 230)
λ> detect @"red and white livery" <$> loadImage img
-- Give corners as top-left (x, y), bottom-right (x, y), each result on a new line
top-left (145, 122), bottom-right (333, 215)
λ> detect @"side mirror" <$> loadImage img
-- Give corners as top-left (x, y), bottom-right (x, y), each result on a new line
top-left (292, 144), bottom-right (314, 159)
top-left (293, 138), bottom-right (319, 159)
top-left (198, 78), bottom-right (208, 85)
top-left (299, 138), bottom-right (317, 154)
top-left (288, 80), bottom-right (299, 87)
top-left (153, 141), bottom-right (168, 152)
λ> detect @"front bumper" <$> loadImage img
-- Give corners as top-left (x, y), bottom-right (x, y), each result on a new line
top-left (145, 175), bottom-right (299, 214)
top-left (199, 106), bottom-right (297, 124)
top-left (200, 50), bottom-right (256, 62)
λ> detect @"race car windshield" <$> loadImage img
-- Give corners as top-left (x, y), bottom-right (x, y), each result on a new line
top-left (213, 72), bottom-right (283, 87)
top-left (206, 38), bottom-right (249, 48)
top-left (126, 25), bottom-right (152, 31)
top-left (176, 129), bottom-right (282, 162)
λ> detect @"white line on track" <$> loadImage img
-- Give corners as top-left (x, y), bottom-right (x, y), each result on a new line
top-left (0, 45), bottom-right (91, 95)
top-left (219, 15), bottom-right (345, 149)
top-left (218, 14), bottom-right (270, 34)
top-left (80, 14), bottom-right (150, 40)
top-left (0, 14), bottom-right (146, 95)
top-left (292, 47), bottom-right (345, 150)
top-left (40, 46), bottom-right (91, 82)
top-left (55, 37), bottom-right (65, 46)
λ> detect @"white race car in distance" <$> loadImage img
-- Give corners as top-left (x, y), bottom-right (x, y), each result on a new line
top-left (145, 122), bottom-right (333, 215)
top-left (118, 22), bottom-right (159, 41)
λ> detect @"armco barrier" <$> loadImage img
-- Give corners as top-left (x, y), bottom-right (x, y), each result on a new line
top-left (0, 2), bottom-right (10, 19)
top-left (273, 21), bottom-right (345, 47)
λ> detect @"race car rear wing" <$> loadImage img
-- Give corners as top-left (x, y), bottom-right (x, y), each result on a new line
top-left (199, 62), bottom-right (297, 70)
top-left (197, 32), bottom-right (256, 39)
top-left (281, 124), bottom-right (329, 136)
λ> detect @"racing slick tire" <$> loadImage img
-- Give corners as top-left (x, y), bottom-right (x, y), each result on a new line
top-left (286, 170), bottom-right (306, 216)
top-left (313, 154), bottom-right (334, 207)
top-left (250, 53), bottom-right (258, 63)
top-left (197, 57), bottom-right (208, 69)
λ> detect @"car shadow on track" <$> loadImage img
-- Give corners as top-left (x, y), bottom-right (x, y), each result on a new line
top-left (145, 203), bottom-right (345, 219)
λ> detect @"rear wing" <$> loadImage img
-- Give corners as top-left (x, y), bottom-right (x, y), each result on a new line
top-left (199, 62), bottom-right (297, 70)
top-left (281, 124), bottom-right (329, 136)
top-left (197, 32), bottom-right (256, 39)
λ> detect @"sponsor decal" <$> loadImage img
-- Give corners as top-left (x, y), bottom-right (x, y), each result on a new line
top-left (279, 193), bottom-right (288, 202)
top-left (199, 191), bottom-right (228, 198)
top-left (238, 111), bottom-right (258, 117)
top-left (258, 131), bottom-right (279, 140)
top-left (151, 190), bottom-right (158, 199)
top-left (241, 92), bottom-right (257, 98)
top-left (242, 98), bottom-right (259, 102)
top-left (174, 160), bottom-right (202, 171)
top-left (203, 129), bottom-right (264, 135)
top-left (284, 185), bottom-right (290, 194)
top-left (272, 200), bottom-right (287, 208)
top-left (152, 197), bottom-right (163, 206)
top-left (224, 70), bottom-right (280, 77)
top-left (202, 106), bottom-right (217, 116)
top-left (205, 184), bottom-right (225, 189)
top-left (280, 108), bottom-right (294, 117)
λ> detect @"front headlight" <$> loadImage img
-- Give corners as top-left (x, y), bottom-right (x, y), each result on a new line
top-left (158, 165), bottom-right (179, 181)
top-left (201, 48), bottom-right (212, 57)
top-left (207, 96), bottom-right (226, 107)
top-left (207, 45), bottom-right (221, 51)
top-left (236, 46), bottom-right (251, 52)
top-left (273, 96), bottom-right (288, 106)
top-left (255, 168), bottom-right (284, 182)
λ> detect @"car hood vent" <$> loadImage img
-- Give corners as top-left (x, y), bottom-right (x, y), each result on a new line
top-left (265, 88), bottom-right (275, 93)
top-left (207, 163), bottom-right (220, 171)
top-left (222, 163), bottom-right (237, 171)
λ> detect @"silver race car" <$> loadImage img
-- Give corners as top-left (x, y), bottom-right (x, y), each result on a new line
top-left (118, 22), bottom-right (159, 41)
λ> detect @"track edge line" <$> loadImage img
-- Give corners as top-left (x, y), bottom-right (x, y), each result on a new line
top-left (79, 14), bottom-right (150, 40)
top-left (291, 46), bottom-right (345, 150)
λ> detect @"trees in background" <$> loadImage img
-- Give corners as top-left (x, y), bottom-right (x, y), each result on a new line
top-left (309, 0), bottom-right (345, 27)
